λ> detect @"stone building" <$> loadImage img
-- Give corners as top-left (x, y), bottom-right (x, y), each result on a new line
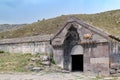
top-left (51, 17), bottom-right (120, 76)
top-left (0, 17), bottom-right (120, 76)
top-left (0, 34), bottom-right (53, 54)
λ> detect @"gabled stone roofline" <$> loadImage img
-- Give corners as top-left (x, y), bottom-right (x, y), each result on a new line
top-left (0, 34), bottom-right (54, 44)
top-left (51, 16), bottom-right (120, 43)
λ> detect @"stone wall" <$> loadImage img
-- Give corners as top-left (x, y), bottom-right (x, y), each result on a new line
top-left (84, 43), bottom-right (109, 76)
top-left (0, 42), bottom-right (51, 54)
top-left (0, 34), bottom-right (53, 54)
top-left (53, 46), bottom-right (64, 68)
top-left (109, 42), bottom-right (120, 76)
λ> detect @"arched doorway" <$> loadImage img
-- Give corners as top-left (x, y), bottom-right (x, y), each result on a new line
top-left (71, 45), bottom-right (83, 71)
top-left (63, 25), bottom-right (81, 71)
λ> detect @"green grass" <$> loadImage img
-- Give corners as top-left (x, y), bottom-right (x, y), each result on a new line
top-left (0, 53), bottom-right (33, 72)
top-left (0, 9), bottom-right (120, 39)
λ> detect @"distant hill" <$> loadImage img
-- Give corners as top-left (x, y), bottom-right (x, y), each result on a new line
top-left (0, 9), bottom-right (120, 39)
top-left (0, 24), bottom-right (27, 32)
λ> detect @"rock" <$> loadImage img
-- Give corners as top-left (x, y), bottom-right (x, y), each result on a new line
top-left (31, 58), bottom-right (39, 62)
top-left (117, 69), bottom-right (120, 73)
top-left (110, 63), bottom-right (120, 70)
top-left (110, 69), bottom-right (116, 74)
top-left (41, 61), bottom-right (50, 66)
top-left (25, 65), bottom-right (33, 70)
top-left (31, 58), bottom-right (36, 61)
top-left (41, 55), bottom-right (49, 61)
top-left (32, 67), bottom-right (42, 71)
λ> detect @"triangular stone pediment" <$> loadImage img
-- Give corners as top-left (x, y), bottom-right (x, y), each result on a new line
top-left (51, 17), bottom-right (109, 46)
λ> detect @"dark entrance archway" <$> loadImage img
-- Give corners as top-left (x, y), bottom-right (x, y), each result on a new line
top-left (63, 25), bottom-right (80, 70)
top-left (71, 55), bottom-right (83, 71)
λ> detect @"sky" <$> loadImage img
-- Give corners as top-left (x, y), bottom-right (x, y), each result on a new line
top-left (0, 0), bottom-right (120, 24)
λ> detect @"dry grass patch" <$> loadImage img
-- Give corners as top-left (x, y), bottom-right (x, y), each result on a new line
top-left (0, 52), bottom-right (33, 72)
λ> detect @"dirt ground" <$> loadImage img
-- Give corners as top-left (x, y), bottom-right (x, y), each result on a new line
top-left (0, 71), bottom-right (119, 80)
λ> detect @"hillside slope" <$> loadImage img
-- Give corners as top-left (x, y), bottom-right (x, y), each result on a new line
top-left (0, 9), bottom-right (120, 39)
top-left (0, 24), bottom-right (26, 32)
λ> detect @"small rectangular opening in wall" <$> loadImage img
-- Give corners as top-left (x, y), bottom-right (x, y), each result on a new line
top-left (71, 55), bottom-right (83, 72)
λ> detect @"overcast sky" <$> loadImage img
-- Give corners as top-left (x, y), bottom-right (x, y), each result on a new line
top-left (0, 0), bottom-right (120, 24)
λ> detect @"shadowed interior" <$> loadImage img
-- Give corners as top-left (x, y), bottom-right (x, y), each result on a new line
top-left (72, 55), bottom-right (83, 71)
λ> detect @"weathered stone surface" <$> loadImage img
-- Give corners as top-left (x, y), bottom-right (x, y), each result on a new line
top-left (41, 61), bottom-right (50, 66)
top-left (91, 43), bottom-right (109, 58)
top-left (32, 67), bottom-right (42, 71)
top-left (90, 64), bottom-right (109, 76)
top-left (0, 34), bottom-right (53, 54)
top-left (117, 69), bottom-right (120, 73)
top-left (40, 55), bottom-right (49, 61)
top-left (110, 69), bottom-right (116, 74)
top-left (0, 34), bottom-right (53, 44)
top-left (71, 45), bottom-right (83, 55)
top-left (31, 58), bottom-right (40, 62)
top-left (90, 58), bottom-right (109, 64)
top-left (110, 63), bottom-right (120, 70)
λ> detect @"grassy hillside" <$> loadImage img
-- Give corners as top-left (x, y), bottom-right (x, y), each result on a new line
top-left (0, 9), bottom-right (120, 39)
top-left (0, 24), bottom-right (26, 32)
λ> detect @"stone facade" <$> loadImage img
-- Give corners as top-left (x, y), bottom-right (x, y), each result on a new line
top-left (0, 17), bottom-right (120, 76)
top-left (51, 17), bottom-right (120, 76)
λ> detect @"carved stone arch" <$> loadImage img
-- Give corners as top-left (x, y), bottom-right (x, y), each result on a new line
top-left (71, 45), bottom-right (83, 55)
top-left (66, 22), bottom-right (82, 41)
top-left (63, 24), bottom-right (80, 70)
top-left (51, 22), bottom-right (82, 46)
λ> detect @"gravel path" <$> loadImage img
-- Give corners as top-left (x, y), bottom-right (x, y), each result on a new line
top-left (0, 72), bottom-right (119, 80)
